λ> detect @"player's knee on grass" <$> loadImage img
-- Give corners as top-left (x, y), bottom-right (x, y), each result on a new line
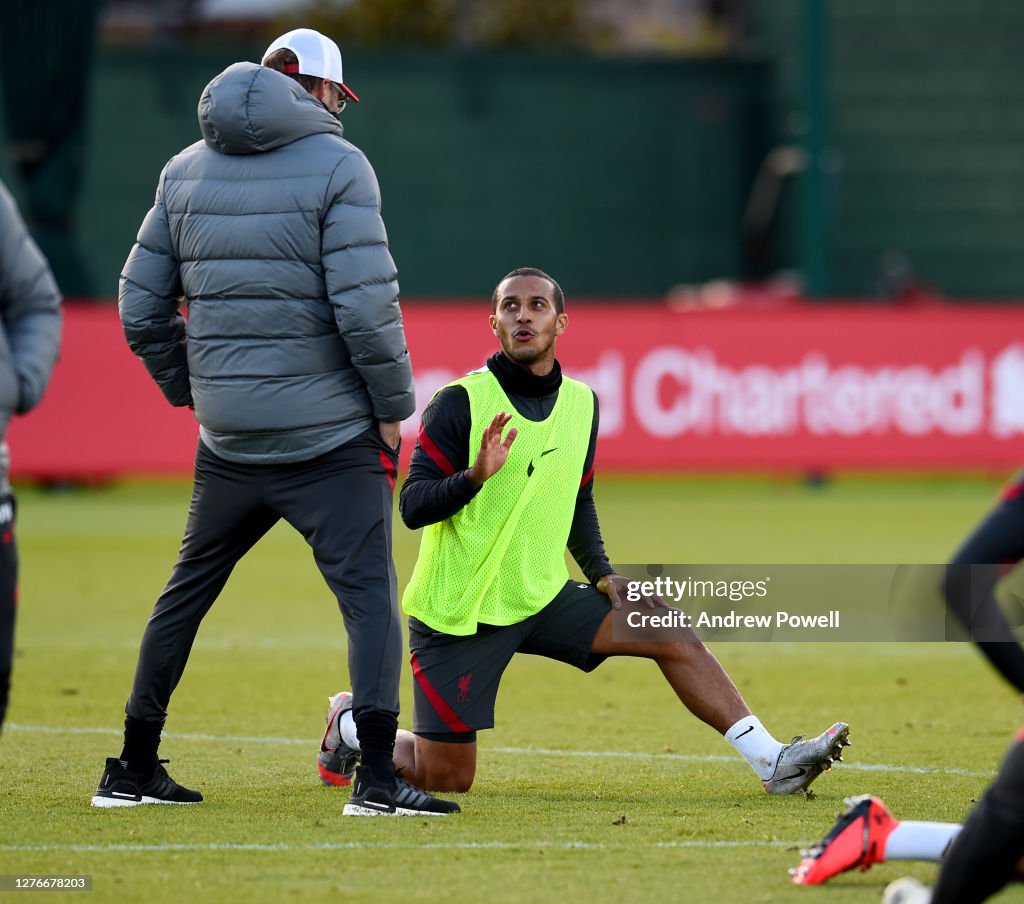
top-left (420, 759), bottom-right (475, 793)
top-left (414, 735), bottom-right (476, 793)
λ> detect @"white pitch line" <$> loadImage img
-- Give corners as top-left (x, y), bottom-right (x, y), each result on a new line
top-left (5, 723), bottom-right (310, 746)
top-left (4, 723), bottom-right (996, 778)
top-left (0, 840), bottom-right (800, 854)
top-left (490, 746), bottom-right (995, 778)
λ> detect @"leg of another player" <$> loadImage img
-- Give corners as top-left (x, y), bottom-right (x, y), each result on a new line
top-left (943, 488), bottom-right (1024, 682)
top-left (791, 794), bottom-right (961, 885)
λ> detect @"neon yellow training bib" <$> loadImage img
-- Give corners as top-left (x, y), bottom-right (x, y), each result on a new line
top-left (403, 368), bottom-right (594, 635)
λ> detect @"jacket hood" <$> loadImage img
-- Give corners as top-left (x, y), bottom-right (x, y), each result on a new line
top-left (199, 62), bottom-right (343, 155)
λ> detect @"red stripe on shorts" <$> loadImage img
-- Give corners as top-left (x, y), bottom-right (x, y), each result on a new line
top-left (410, 652), bottom-right (473, 733)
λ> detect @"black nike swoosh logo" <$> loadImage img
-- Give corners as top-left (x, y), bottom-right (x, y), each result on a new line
top-left (733, 725), bottom-right (755, 740)
top-left (777, 767), bottom-right (807, 781)
top-left (528, 448), bottom-right (557, 478)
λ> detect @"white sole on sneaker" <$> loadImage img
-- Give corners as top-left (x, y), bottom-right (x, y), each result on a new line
top-left (342, 803), bottom-right (450, 817)
top-left (90, 795), bottom-right (140, 808)
top-left (342, 803), bottom-right (396, 817)
top-left (90, 794), bottom-right (200, 808)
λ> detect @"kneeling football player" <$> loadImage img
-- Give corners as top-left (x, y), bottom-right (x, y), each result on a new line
top-left (322, 268), bottom-right (852, 811)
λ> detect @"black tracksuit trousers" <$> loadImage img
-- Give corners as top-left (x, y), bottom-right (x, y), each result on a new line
top-left (125, 433), bottom-right (402, 723)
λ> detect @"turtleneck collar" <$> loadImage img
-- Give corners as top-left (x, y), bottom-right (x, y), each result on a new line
top-left (486, 351), bottom-right (562, 398)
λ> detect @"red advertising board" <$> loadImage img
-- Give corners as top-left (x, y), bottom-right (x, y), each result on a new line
top-left (8, 302), bottom-right (1024, 478)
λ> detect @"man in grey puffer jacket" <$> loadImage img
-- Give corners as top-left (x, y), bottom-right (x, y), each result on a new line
top-left (93, 29), bottom-right (457, 816)
top-left (0, 180), bottom-right (61, 738)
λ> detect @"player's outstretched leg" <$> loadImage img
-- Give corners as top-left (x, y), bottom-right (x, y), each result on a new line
top-left (793, 794), bottom-right (968, 885)
top-left (591, 605), bottom-right (853, 795)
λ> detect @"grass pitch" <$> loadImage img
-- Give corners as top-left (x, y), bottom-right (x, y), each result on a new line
top-left (2, 475), bottom-right (1023, 903)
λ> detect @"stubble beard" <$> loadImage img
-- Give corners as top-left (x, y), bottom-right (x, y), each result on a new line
top-left (502, 334), bottom-right (554, 367)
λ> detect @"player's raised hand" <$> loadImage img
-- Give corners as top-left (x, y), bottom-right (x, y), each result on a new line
top-left (598, 573), bottom-right (667, 610)
top-left (467, 412), bottom-right (517, 487)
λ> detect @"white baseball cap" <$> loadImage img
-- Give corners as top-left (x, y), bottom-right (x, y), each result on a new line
top-left (262, 28), bottom-right (360, 103)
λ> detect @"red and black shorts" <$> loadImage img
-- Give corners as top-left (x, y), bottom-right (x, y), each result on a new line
top-left (408, 580), bottom-right (613, 743)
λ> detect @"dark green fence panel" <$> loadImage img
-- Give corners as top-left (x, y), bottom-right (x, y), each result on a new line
top-left (754, 2), bottom-right (1024, 299)
top-left (1, 47), bottom-right (769, 298)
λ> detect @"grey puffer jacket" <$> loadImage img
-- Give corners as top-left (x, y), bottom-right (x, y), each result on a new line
top-left (0, 180), bottom-right (62, 463)
top-left (119, 62), bottom-right (414, 464)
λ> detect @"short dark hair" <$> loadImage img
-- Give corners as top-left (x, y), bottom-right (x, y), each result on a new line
top-left (491, 267), bottom-right (564, 314)
top-left (263, 48), bottom-right (322, 95)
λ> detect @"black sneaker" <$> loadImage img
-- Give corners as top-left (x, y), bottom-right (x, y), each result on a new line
top-left (342, 766), bottom-right (460, 817)
top-left (90, 757), bottom-right (203, 808)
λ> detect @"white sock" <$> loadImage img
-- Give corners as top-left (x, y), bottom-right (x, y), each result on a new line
top-left (340, 710), bottom-right (360, 750)
top-left (884, 822), bottom-right (961, 862)
top-left (725, 715), bottom-right (784, 781)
